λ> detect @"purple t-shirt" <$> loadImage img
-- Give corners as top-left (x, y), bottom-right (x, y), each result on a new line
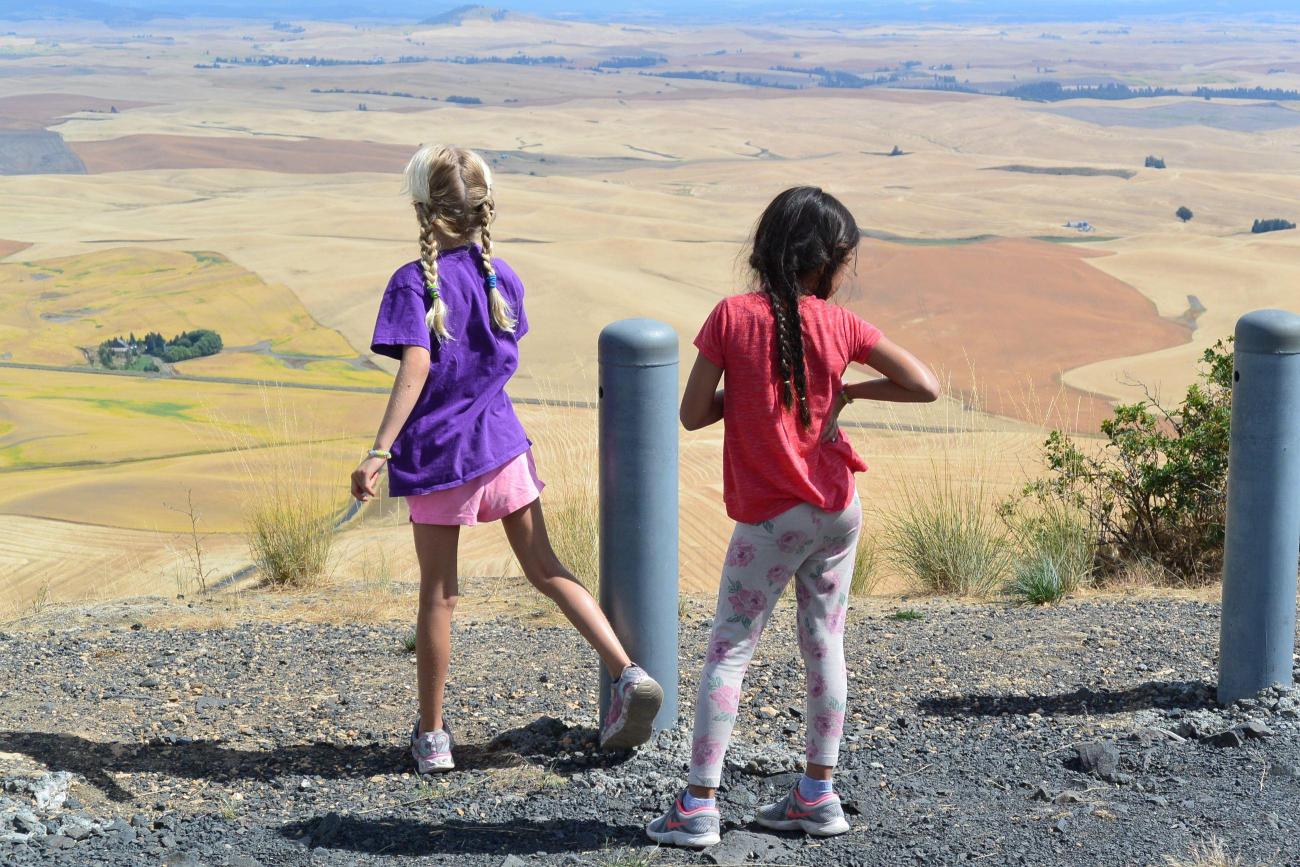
top-left (370, 244), bottom-right (531, 497)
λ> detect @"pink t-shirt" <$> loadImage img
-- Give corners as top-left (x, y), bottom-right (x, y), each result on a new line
top-left (694, 292), bottom-right (883, 524)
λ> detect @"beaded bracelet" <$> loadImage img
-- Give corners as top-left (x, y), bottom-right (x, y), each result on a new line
top-left (367, 448), bottom-right (392, 461)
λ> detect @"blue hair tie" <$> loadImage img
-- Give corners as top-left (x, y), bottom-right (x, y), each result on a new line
top-left (486, 274), bottom-right (498, 290)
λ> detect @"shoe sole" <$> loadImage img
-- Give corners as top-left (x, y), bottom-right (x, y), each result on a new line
top-left (600, 679), bottom-right (664, 751)
top-left (755, 815), bottom-right (850, 836)
top-left (645, 823), bottom-right (720, 849)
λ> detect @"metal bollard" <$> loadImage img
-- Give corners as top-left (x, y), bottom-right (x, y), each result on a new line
top-left (597, 318), bottom-right (679, 733)
top-left (1218, 308), bottom-right (1300, 706)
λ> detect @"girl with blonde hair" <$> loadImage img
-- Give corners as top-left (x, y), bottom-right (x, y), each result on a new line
top-left (352, 145), bottom-right (663, 772)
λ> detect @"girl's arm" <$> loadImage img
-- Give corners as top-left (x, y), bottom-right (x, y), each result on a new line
top-left (822, 337), bottom-right (940, 442)
top-left (350, 344), bottom-right (431, 501)
top-left (845, 337), bottom-right (941, 404)
top-left (679, 353), bottom-right (725, 431)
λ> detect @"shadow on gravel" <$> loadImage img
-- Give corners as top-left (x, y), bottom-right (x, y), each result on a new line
top-left (279, 815), bottom-right (644, 857)
top-left (478, 716), bottom-right (639, 775)
top-left (0, 731), bottom-right (514, 801)
top-left (919, 680), bottom-right (1217, 718)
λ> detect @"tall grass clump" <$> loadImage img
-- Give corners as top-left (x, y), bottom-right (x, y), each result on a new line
top-left (234, 391), bottom-right (342, 589)
top-left (885, 473), bottom-right (1013, 596)
top-left (1003, 499), bottom-right (1095, 604)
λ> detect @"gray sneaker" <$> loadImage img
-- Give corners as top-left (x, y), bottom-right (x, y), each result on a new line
top-left (645, 792), bottom-right (722, 849)
top-left (410, 720), bottom-right (454, 774)
top-left (600, 664), bottom-right (663, 751)
top-left (755, 786), bottom-right (850, 836)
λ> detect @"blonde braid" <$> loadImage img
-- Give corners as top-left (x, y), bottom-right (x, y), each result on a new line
top-left (415, 203), bottom-right (452, 343)
top-left (479, 198), bottom-right (516, 332)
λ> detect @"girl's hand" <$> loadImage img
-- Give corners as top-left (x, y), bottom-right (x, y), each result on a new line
top-left (351, 456), bottom-right (387, 502)
top-left (821, 390), bottom-right (848, 443)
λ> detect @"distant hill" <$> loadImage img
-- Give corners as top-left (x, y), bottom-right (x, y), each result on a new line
top-left (420, 4), bottom-right (518, 25)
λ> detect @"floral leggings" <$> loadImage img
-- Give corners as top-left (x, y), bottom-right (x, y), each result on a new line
top-left (688, 495), bottom-right (862, 788)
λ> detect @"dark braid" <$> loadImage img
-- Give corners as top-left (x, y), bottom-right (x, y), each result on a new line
top-left (747, 186), bottom-right (860, 429)
top-left (764, 284), bottom-right (812, 427)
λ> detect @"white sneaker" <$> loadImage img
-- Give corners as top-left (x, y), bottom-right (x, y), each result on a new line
top-left (599, 664), bottom-right (663, 750)
top-left (410, 719), bottom-right (454, 773)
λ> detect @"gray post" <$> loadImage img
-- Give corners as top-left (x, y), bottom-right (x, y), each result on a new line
top-left (1218, 308), bottom-right (1300, 705)
top-left (598, 318), bottom-right (679, 733)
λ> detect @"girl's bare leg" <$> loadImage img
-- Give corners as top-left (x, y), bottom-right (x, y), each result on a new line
top-left (501, 498), bottom-right (632, 678)
top-left (412, 522), bottom-right (460, 733)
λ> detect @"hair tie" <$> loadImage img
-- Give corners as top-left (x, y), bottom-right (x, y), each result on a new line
top-left (486, 274), bottom-right (498, 290)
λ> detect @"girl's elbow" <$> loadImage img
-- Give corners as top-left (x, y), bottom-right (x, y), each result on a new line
top-left (679, 410), bottom-right (703, 431)
top-left (919, 377), bottom-right (941, 402)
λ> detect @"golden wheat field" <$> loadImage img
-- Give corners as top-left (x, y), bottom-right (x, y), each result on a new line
top-left (2, 11), bottom-right (1299, 607)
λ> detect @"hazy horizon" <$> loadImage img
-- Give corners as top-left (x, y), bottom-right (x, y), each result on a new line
top-left (4, 0), bottom-right (1299, 24)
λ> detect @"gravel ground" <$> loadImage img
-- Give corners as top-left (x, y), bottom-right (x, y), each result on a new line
top-left (0, 590), bottom-right (1297, 866)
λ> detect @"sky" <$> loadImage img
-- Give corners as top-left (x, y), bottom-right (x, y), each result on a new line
top-left (3, 0), bottom-right (1298, 23)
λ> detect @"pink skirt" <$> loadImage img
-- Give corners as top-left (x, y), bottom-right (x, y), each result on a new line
top-left (406, 449), bottom-right (545, 526)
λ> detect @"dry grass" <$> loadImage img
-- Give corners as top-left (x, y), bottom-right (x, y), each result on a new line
top-left (1164, 838), bottom-right (1259, 867)
top-left (234, 391), bottom-right (345, 589)
top-left (874, 383), bottom-right (1018, 597)
top-left (531, 391), bottom-right (601, 597)
top-left (849, 533), bottom-right (881, 597)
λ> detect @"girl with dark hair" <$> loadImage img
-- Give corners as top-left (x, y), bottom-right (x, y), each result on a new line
top-left (647, 186), bottom-right (940, 848)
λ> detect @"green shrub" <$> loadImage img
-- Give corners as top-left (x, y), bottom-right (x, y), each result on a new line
top-left (887, 609), bottom-right (924, 621)
top-left (1018, 340), bottom-right (1232, 585)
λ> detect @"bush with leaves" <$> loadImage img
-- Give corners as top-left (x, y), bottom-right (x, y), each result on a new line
top-left (1014, 340), bottom-right (1232, 585)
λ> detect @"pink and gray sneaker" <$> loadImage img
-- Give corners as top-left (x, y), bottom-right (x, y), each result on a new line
top-left (645, 791), bottom-right (722, 849)
top-left (599, 664), bottom-right (663, 751)
top-left (410, 720), bottom-right (454, 773)
top-left (755, 785), bottom-right (850, 836)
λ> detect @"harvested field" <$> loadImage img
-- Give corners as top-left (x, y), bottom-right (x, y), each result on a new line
top-left (71, 135), bottom-right (415, 175)
top-left (0, 240), bottom-right (30, 259)
top-left (0, 93), bottom-right (149, 131)
top-left (847, 238), bottom-right (1191, 427)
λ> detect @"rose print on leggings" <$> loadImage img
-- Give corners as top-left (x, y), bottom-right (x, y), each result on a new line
top-left (706, 636), bottom-right (733, 664)
top-left (815, 698), bottom-right (846, 739)
top-left (726, 538), bottom-right (756, 568)
top-left (692, 735), bottom-right (725, 768)
top-left (777, 530), bottom-right (810, 555)
top-left (808, 669), bottom-right (826, 699)
top-left (707, 676), bottom-right (739, 720)
top-left (726, 578), bottom-right (766, 628)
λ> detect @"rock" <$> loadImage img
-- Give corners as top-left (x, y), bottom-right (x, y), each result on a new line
top-left (1030, 785), bottom-right (1052, 802)
top-left (757, 706), bottom-right (778, 719)
top-left (141, 676), bottom-right (160, 688)
top-left (45, 834), bottom-right (75, 850)
top-left (1237, 719), bottom-right (1273, 739)
top-left (1054, 790), bottom-right (1087, 805)
top-left (1207, 729), bottom-right (1244, 748)
top-left (1075, 742), bottom-right (1120, 779)
top-left (499, 857), bottom-right (528, 867)
top-left (706, 830), bottom-right (793, 864)
top-left (228, 857), bottom-right (262, 867)
top-left (60, 817), bottom-right (94, 841)
top-left (1268, 761), bottom-right (1298, 779)
top-left (312, 811), bottom-right (342, 847)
